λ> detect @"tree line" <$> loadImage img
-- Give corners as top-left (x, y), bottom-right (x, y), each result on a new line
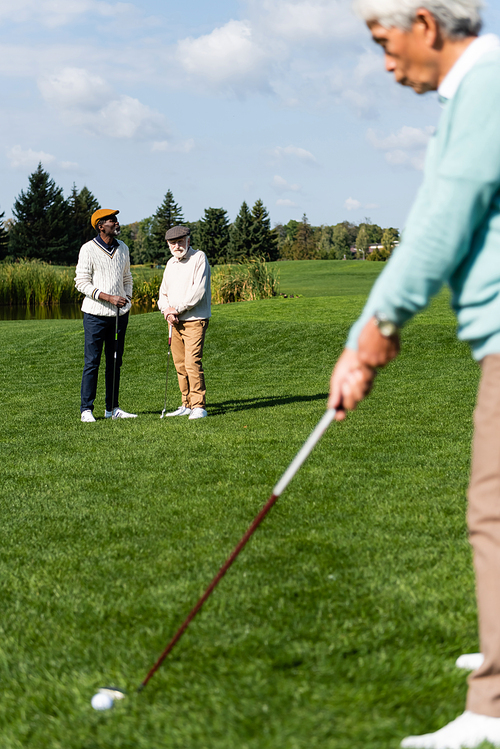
top-left (0, 164), bottom-right (399, 265)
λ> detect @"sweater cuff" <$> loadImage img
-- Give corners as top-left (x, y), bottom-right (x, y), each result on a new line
top-left (92, 288), bottom-right (102, 301)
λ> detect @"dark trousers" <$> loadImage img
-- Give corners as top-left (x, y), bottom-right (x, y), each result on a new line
top-left (81, 311), bottom-right (129, 413)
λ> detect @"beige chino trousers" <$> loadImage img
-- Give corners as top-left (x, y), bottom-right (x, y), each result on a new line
top-left (170, 319), bottom-right (209, 410)
top-left (467, 354), bottom-right (500, 716)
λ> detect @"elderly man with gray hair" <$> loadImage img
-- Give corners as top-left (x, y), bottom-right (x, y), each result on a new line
top-left (157, 225), bottom-right (211, 420)
top-left (328, 1), bottom-right (500, 747)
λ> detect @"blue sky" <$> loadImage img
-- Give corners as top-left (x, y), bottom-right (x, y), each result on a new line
top-left (1, 0), bottom-right (499, 231)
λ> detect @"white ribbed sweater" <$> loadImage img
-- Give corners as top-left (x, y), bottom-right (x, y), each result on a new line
top-left (158, 248), bottom-right (211, 321)
top-left (75, 239), bottom-right (133, 317)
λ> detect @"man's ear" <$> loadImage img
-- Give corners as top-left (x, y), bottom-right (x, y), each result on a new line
top-left (414, 6), bottom-right (441, 49)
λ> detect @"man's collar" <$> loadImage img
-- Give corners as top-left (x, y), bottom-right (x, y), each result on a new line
top-left (94, 234), bottom-right (120, 251)
top-left (438, 34), bottom-right (500, 103)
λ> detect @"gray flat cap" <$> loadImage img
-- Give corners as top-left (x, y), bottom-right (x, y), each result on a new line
top-left (166, 225), bottom-right (190, 241)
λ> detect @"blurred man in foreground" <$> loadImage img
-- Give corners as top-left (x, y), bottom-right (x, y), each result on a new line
top-left (329, 1), bottom-right (500, 746)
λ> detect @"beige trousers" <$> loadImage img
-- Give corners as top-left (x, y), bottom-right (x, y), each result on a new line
top-left (467, 354), bottom-right (500, 716)
top-left (170, 319), bottom-right (209, 410)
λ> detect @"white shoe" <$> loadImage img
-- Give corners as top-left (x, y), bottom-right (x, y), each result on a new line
top-left (456, 653), bottom-right (484, 671)
top-left (81, 409), bottom-right (96, 423)
top-left (188, 408), bottom-right (207, 420)
top-left (105, 407), bottom-right (137, 419)
top-left (164, 406), bottom-right (192, 417)
top-left (401, 711), bottom-right (500, 748)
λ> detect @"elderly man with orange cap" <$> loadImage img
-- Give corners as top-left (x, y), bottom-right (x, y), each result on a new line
top-left (75, 209), bottom-right (137, 422)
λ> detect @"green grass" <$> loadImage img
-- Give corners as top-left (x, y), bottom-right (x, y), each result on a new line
top-left (273, 259), bottom-right (386, 297)
top-left (0, 262), bottom-right (483, 748)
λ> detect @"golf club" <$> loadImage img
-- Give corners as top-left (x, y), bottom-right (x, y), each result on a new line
top-left (111, 305), bottom-right (119, 419)
top-left (160, 324), bottom-right (173, 419)
top-left (137, 407), bottom-right (337, 691)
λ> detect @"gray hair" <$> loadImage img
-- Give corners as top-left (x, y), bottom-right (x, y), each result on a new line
top-left (353, 0), bottom-right (483, 38)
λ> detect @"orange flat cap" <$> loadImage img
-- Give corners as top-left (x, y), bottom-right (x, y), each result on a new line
top-left (91, 208), bottom-right (120, 230)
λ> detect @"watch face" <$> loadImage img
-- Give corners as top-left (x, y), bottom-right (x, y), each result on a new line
top-left (379, 321), bottom-right (397, 337)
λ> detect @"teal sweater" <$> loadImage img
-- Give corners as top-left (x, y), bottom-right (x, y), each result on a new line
top-left (347, 49), bottom-right (500, 361)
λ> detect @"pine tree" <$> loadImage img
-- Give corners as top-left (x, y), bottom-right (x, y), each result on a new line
top-left (198, 208), bottom-right (231, 264)
top-left (68, 184), bottom-right (100, 262)
top-left (0, 210), bottom-right (9, 260)
top-left (250, 199), bottom-right (278, 260)
top-left (151, 190), bottom-right (185, 260)
top-left (228, 201), bottom-right (253, 260)
top-left (9, 164), bottom-right (71, 263)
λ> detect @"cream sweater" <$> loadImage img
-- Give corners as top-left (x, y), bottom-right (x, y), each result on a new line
top-left (75, 238), bottom-right (133, 317)
top-left (158, 248), bottom-right (211, 321)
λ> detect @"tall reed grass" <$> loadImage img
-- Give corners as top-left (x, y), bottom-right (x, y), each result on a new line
top-left (211, 258), bottom-right (279, 304)
top-left (129, 258), bottom-right (279, 307)
top-left (0, 257), bottom-right (279, 309)
top-left (132, 274), bottom-right (162, 308)
top-left (0, 260), bottom-right (80, 306)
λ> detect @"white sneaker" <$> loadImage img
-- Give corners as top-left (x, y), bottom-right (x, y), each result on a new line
top-left (401, 711), bottom-right (500, 748)
top-left (105, 407), bottom-right (137, 419)
top-left (164, 406), bottom-right (192, 417)
top-left (188, 408), bottom-right (207, 420)
top-left (456, 653), bottom-right (484, 671)
top-left (81, 409), bottom-right (96, 423)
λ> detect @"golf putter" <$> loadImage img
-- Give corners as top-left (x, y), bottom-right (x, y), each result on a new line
top-left (160, 324), bottom-right (173, 419)
top-left (138, 407), bottom-right (337, 690)
top-left (111, 306), bottom-right (119, 419)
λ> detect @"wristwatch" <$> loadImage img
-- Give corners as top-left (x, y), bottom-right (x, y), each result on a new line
top-left (374, 311), bottom-right (398, 338)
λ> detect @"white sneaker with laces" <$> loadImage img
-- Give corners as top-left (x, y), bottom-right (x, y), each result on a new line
top-left (188, 408), bottom-right (207, 420)
top-left (164, 406), bottom-right (192, 417)
top-left (105, 407), bottom-right (137, 419)
top-left (81, 409), bottom-right (96, 423)
top-left (455, 653), bottom-right (484, 671)
top-left (401, 711), bottom-right (500, 749)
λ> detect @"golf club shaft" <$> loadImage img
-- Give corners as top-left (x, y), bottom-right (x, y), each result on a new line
top-left (111, 306), bottom-right (119, 414)
top-left (161, 325), bottom-right (173, 416)
top-left (138, 407), bottom-right (336, 690)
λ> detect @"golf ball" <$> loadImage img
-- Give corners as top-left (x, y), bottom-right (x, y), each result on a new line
top-left (91, 692), bottom-right (114, 711)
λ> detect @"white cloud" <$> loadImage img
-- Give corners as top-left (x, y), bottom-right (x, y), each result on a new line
top-left (271, 145), bottom-right (318, 165)
top-left (151, 139), bottom-right (195, 153)
top-left (38, 67), bottom-right (169, 140)
top-left (177, 19), bottom-right (271, 93)
top-left (276, 198), bottom-right (299, 207)
top-left (344, 197), bottom-right (362, 211)
top-left (248, 0), bottom-right (359, 43)
top-left (171, 0), bottom-right (373, 108)
top-left (7, 145), bottom-right (78, 171)
top-left (272, 175), bottom-right (300, 193)
top-left (367, 125), bottom-right (435, 171)
top-left (93, 95), bottom-right (167, 139)
top-left (38, 68), bottom-right (111, 111)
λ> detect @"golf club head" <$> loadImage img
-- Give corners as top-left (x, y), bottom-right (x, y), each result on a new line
top-left (160, 410), bottom-right (166, 419)
top-left (98, 686), bottom-right (127, 700)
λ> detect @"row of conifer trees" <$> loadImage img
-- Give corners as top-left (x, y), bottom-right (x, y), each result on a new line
top-left (0, 164), bottom-right (278, 266)
top-left (0, 163), bottom-right (399, 266)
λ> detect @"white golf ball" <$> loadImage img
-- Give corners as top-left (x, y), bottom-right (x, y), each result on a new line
top-left (91, 692), bottom-right (114, 711)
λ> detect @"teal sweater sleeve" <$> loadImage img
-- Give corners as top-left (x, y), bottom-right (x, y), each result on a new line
top-left (346, 52), bottom-right (500, 353)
